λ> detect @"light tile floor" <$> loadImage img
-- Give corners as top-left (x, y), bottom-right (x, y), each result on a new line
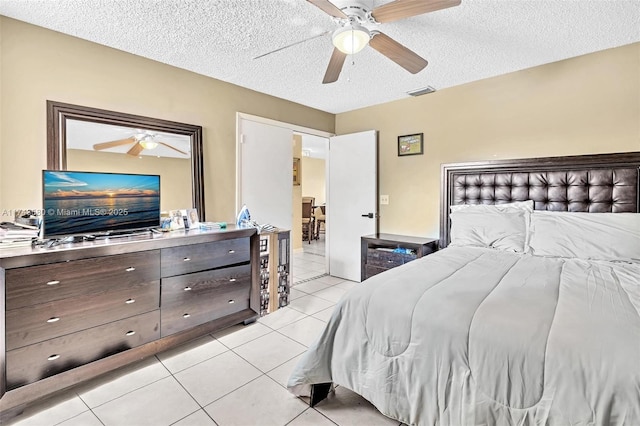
top-left (7, 238), bottom-right (401, 426)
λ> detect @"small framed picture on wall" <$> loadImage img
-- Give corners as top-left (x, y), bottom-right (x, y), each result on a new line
top-left (398, 133), bottom-right (424, 157)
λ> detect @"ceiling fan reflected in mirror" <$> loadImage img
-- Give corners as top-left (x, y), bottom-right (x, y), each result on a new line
top-left (92, 131), bottom-right (189, 157)
top-left (256, 0), bottom-right (461, 84)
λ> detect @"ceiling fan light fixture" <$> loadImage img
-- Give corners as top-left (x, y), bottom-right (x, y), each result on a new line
top-left (332, 24), bottom-right (370, 55)
top-left (139, 137), bottom-right (158, 150)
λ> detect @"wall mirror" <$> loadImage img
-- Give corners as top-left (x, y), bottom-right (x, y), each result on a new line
top-left (47, 101), bottom-right (205, 219)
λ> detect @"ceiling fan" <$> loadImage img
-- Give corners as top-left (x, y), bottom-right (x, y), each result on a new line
top-left (257, 0), bottom-right (461, 84)
top-left (93, 132), bottom-right (189, 157)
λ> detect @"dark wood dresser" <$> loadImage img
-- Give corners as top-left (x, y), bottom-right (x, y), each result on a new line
top-left (361, 233), bottom-right (438, 281)
top-left (0, 227), bottom-right (260, 421)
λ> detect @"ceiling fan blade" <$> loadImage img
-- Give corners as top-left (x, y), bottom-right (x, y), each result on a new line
top-left (322, 48), bottom-right (347, 84)
top-left (254, 31), bottom-right (330, 60)
top-left (372, 0), bottom-right (461, 23)
top-left (126, 142), bottom-right (144, 156)
top-left (158, 141), bottom-right (189, 156)
top-left (307, 0), bottom-right (347, 18)
top-left (369, 31), bottom-right (428, 74)
top-left (93, 137), bottom-right (135, 151)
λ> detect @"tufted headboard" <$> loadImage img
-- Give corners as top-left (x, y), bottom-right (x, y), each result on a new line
top-left (440, 152), bottom-right (640, 248)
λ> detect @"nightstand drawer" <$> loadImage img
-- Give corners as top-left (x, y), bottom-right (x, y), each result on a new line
top-left (361, 234), bottom-right (438, 281)
top-left (6, 250), bottom-right (160, 310)
top-left (6, 280), bottom-right (160, 350)
top-left (161, 238), bottom-right (250, 277)
top-left (6, 310), bottom-right (160, 390)
top-left (364, 264), bottom-right (390, 278)
top-left (366, 248), bottom-right (416, 268)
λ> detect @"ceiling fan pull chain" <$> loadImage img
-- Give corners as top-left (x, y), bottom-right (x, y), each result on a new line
top-left (348, 29), bottom-right (356, 83)
top-left (350, 55), bottom-right (357, 81)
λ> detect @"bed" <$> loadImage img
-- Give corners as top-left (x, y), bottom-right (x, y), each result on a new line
top-left (287, 152), bottom-right (640, 426)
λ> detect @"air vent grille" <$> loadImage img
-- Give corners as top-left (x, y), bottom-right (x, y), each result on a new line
top-left (407, 86), bottom-right (436, 96)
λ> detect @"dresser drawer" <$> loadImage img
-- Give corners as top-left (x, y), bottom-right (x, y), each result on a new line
top-left (6, 310), bottom-right (160, 390)
top-left (6, 281), bottom-right (160, 350)
top-left (366, 248), bottom-right (416, 268)
top-left (161, 238), bottom-right (250, 277)
top-left (6, 250), bottom-right (160, 310)
top-left (161, 265), bottom-right (251, 336)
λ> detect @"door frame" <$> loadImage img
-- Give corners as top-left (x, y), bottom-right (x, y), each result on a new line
top-left (236, 112), bottom-right (334, 266)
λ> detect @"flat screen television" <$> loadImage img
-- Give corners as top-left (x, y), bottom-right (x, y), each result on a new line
top-left (42, 170), bottom-right (160, 238)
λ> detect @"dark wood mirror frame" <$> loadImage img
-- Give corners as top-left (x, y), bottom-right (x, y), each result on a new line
top-left (46, 100), bottom-right (205, 219)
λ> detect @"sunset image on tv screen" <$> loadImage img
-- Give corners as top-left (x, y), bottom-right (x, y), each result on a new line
top-left (42, 170), bottom-right (160, 237)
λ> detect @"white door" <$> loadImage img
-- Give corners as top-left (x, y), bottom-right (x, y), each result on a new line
top-left (238, 119), bottom-right (293, 230)
top-left (328, 130), bottom-right (378, 282)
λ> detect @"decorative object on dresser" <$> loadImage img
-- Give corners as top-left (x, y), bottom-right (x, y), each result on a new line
top-left (258, 229), bottom-right (291, 316)
top-left (0, 227), bottom-right (260, 423)
top-left (361, 233), bottom-right (438, 281)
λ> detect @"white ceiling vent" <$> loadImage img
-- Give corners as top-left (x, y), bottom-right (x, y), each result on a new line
top-left (407, 86), bottom-right (436, 97)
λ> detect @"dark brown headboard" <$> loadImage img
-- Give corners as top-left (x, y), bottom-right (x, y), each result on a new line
top-left (440, 152), bottom-right (640, 248)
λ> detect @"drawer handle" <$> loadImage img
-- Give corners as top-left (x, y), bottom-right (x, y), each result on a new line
top-left (229, 278), bottom-right (236, 282)
top-left (47, 354), bottom-right (60, 361)
top-left (125, 298), bottom-right (136, 304)
top-left (126, 267), bottom-right (136, 272)
top-left (126, 330), bottom-right (136, 336)
top-left (183, 257), bottom-right (191, 262)
top-left (47, 317), bottom-right (60, 323)
top-left (46, 280), bottom-right (60, 286)
top-left (184, 286), bottom-right (192, 291)
top-left (228, 299), bottom-right (235, 304)
top-left (183, 313), bottom-right (191, 318)
top-left (228, 250), bottom-right (235, 254)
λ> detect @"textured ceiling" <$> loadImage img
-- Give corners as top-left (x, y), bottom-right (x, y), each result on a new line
top-left (1, 0), bottom-right (639, 114)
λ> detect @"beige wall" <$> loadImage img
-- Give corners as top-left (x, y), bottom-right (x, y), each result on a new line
top-left (301, 157), bottom-right (326, 206)
top-left (67, 149), bottom-right (192, 212)
top-left (1, 17), bottom-right (638, 241)
top-left (336, 43), bottom-right (640, 238)
top-left (0, 17), bottom-right (334, 222)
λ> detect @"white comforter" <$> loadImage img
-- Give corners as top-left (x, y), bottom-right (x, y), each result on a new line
top-left (288, 247), bottom-right (640, 426)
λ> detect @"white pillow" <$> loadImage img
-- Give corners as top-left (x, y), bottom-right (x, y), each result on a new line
top-left (528, 211), bottom-right (640, 261)
top-left (449, 201), bottom-right (533, 252)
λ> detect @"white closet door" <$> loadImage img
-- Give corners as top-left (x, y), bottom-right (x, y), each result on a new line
top-left (238, 119), bottom-right (293, 230)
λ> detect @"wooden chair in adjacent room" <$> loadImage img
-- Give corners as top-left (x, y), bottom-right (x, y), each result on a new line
top-left (315, 205), bottom-right (325, 240)
top-left (302, 197), bottom-right (315, 244)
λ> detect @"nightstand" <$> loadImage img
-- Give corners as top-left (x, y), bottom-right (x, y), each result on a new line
top-left (361, 233), bottom-right (438, 281)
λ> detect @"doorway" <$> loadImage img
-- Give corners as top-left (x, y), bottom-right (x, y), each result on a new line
top-left (237, 113), bottom-right (377, 282)
top-left (237, 113), bottom-right (332, 278)
top-left (299, 133), bottom-right (328, 256)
